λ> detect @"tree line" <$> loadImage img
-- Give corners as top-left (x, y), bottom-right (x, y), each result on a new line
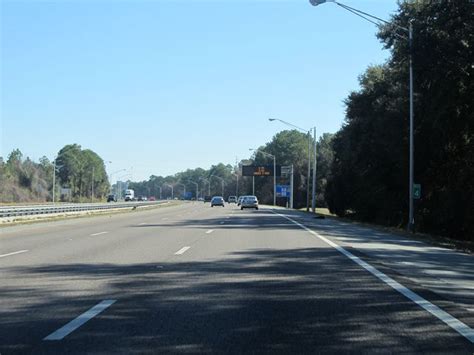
top-left (325, 1), bottom-right (473, 240)
top-left (124, 131), bottom-right (333, 210)
top-left (0, 144), bottom-right (109, 203)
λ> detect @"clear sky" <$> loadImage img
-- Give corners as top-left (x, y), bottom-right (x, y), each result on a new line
top-left (1, 0), bottom-right (399, 182)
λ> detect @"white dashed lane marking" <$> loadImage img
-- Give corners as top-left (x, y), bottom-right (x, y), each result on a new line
top-left (0, 250), bottom-right (29, 258)
top-left (44, 300), bottom-right (116, 341)
top-left (174, 246), bottom-right (190, 255)
top-left (90, 231), bottom-right (108, 236)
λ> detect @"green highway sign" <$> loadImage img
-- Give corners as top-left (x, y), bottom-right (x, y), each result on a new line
top-left (413, 184), bottom-right (421, 199)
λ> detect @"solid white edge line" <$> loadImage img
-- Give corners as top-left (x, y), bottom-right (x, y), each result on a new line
top-left (205, 229), bottom-right (214, 234)
top-left (272, 211), bottom-right (474, 344)
top-left (0, 250), bottom-right (29, 258)
top-left (90, 231), bottom-right (108, 236)
top-left (43, 300), bottom-right (116, 341)
top-left (174, 246), bottom-right (191, 255)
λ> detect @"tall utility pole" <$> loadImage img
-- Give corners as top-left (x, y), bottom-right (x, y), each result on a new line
top-left (177, 183), bottom-right (186, 199)
top-left (91, 167), bottom-right (95, 202)
top-left (188, 180), bottom-right (199, 200)
top-left (210, 175), bottom-right (225, 197)
top-left (165, 184), bottom-right (174, 199)
top-left (311, 127), bottom-right (317, 212)
top-left (290, 164), bottom-right (294, 209)
top-left (235, 173), bottom-right (239, 196)
top-left (52, 159), bottom-right (56, 204)
top-left (408, 21), bottom-right (415, 232)
top-left (307, 132), bottom-right (311, 212)
top-left (269, 118), bottom-right (315, 211)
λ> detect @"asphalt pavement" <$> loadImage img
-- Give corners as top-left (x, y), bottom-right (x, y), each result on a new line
top-left (1, 202), bottom-right (473, 354)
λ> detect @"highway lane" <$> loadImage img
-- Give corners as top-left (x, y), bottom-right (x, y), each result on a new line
top-left (1, 203), bottom-right (473, 354)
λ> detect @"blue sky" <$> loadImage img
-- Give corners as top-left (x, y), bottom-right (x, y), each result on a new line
top-left (1, 0), bottom-right (399, 182)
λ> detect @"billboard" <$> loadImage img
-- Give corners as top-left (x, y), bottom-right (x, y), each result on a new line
top-left (242, 165), bottom-right (281, 177)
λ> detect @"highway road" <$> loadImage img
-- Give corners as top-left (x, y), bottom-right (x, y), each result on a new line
top-left (1, 202), bottom-right (473, 354)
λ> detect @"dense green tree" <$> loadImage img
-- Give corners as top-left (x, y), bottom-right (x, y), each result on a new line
top-left (327, 1), bottom-right (474, 239)
top-left (316, 133), bottom-right (335, 207)
top-left (56, 144), bottom-right (109, 201)
top-left (0, 149), bottom-right (53, 202)
top-left (249, 130), bottom-right (314, 207)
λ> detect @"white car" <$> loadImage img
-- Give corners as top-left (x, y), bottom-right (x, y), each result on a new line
top-left (237, 196), bottom-right (248, 206)
top-left (240, 196), bottom-right (258, 210)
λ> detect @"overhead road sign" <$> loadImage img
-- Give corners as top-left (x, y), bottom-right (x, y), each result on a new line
top-left (242, 165), bottom-right (281, 177)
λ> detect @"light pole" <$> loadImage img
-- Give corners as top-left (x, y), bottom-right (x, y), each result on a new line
top-left (116, 173), bottom-right (132, 200)
top-left (52, 157), bottom-right (57, 204)
top-left (233, 172), bottom-right (239, 197)
top-left (188, 180), bottom-right (199, 200)
top-left (268, 118), bottom-right (317, 212)
top-left (177, 183), bottom-right (186, 199)
top-left (249, 148), bottom-right (276, 206)
top-left (110, 169), bottom-right (126, 193)
top-left (209, 174), bottom-right (225, 197)
top-left (269, 118), bottom-right (315, 212)
top-left (199, 177), bottom-right (211, 197)
top-left (310, 0), bottom-right (415, 231)
top-left (164, 183), bottom-right (174, 200)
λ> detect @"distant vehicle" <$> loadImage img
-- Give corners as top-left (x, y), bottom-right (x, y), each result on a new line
top-left (197, 197), bottom-right (204, 201)
top-left (237, 196), bottom-right (249, 206)
top-left (241, 195), bottom-right (258, 210)
top-left (211, 196), bottom-right (225, 207)
top-left (204, 195), bottom-right (212, 203)
top-left (228, 196), bottom-right (237, 203)
top-left (124, 189), bottom-right (135, 201)
top-left (148, 196), bottom-right (156, 201)
top-left (138, 196), bottom-right (147, 201)
top-left (107, 194), bottom-right (117, 202)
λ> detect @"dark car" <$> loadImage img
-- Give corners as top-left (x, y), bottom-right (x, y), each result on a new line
top-left (107, 194), bottom-right (117, 202)
top-left (211, 196), bottom-right (225, 207)
top-left (204, 195), bottom-right (212, 203)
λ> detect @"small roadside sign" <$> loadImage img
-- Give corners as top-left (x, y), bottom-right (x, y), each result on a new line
top-left (276, 185), bottom-right (291, 198)
top-left (413, 184), bottom-right (421, 199)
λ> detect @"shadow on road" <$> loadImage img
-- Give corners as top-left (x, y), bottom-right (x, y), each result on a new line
top-left (2, 247), bottom-right (473, 354)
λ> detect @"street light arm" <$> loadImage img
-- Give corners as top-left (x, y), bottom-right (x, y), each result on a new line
top-left (312, 1), bottom-right (409, 37)
top-left (336, 2), bottom-right (384, 29)
top-left (250, 148), bottom-right (275, 160)
top-left (268, 118), bottom-right (308, 133)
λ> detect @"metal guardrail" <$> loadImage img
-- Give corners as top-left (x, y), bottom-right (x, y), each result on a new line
top-left (0, 201), bottom-right (170, 218)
